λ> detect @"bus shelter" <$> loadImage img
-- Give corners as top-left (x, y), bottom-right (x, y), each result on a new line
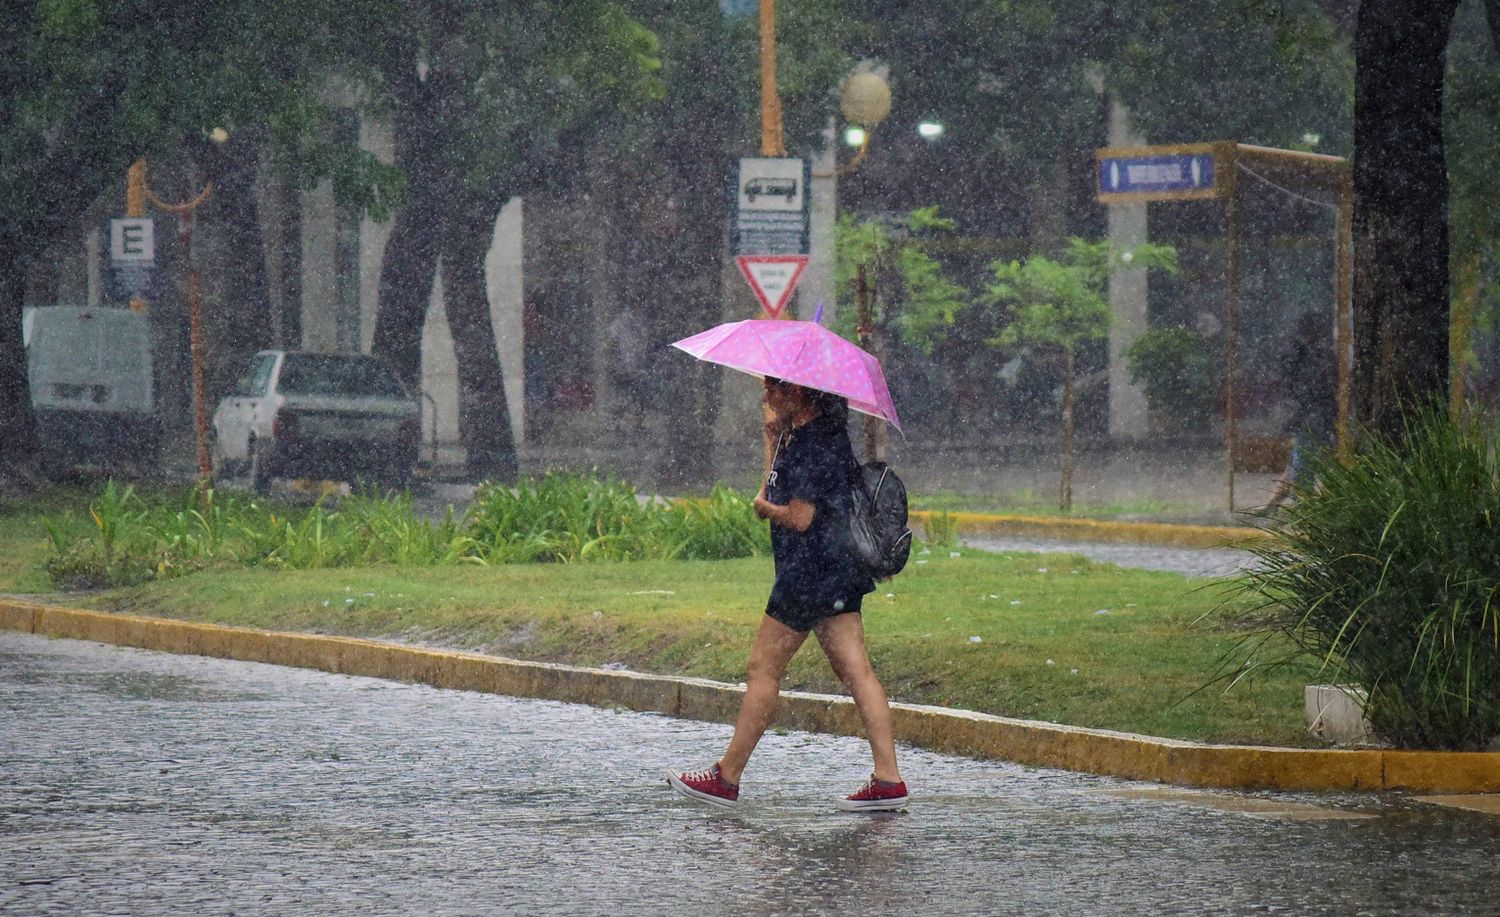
top-left (1096, 141), bottom-right (1351, 511)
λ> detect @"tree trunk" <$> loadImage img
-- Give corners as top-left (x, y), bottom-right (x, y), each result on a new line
top-left (266, 163), bottom-right (303, 349)
top-left (650, 135), bottom-right (730, 490)
top-left (372, 206), bottom-right (440, 390)
top-left (195, 135), bottom-right (273, 401)
top-left (0, 233), bottom-right (37, 477)
top-left (1450, 245), bottom-right (1480, 418)
top-left (1060, 348), bottom-right (1075, 512)
top-left (442, 200), bottom-right (518, 482)
top-left (1351, 0), bottom-right (1462, 437)
top-left (371, 44), bottom-right (445, 391)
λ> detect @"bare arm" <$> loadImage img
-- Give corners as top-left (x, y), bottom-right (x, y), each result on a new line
top-left (753, 494), bottom-right (816, 533)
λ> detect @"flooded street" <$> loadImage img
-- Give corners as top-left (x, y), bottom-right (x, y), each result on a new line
top-left (3, 632), bottom-right (1498, 915)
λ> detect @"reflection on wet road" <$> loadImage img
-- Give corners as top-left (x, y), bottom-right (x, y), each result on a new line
top-left (3, 632), bottom-right (1497, 915)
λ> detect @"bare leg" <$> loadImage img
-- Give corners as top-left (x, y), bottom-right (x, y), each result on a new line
top-left (717, 614), bottom-right (809, 785)
top-left (814, 613), bottom-right (902, 783)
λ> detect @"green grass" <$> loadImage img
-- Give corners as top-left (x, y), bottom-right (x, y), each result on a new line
top-left (0, 486), bottom-right (96, 593)
top-left (0, 483), bottom-right (1316, 746)
top-left (73, 548), bottom-right (1311, 746)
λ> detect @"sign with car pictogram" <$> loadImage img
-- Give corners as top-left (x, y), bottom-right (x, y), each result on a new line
top-left (734, 157), bottom-right (810, 256)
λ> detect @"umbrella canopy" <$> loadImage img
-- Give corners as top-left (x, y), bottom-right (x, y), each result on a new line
top-left (671, 319), bottom-right (901, 432)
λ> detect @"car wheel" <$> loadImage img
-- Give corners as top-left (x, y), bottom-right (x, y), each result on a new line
top-left (249, 437), bottom-right (273, 495)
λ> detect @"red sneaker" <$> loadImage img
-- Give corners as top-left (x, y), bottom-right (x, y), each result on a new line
top-left (837, 776), bottom-right (909, 812)
top-left (667, 763), bottom-right (740, 809)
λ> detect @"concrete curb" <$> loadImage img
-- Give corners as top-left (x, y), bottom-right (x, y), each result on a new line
top-left (910, 510), bottom-right (1274, 550)
top-left (5, 599), bottom-right (1497, 794)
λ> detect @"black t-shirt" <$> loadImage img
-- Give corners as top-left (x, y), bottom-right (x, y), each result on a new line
top-left (765, 411), bottom-right (875, 609)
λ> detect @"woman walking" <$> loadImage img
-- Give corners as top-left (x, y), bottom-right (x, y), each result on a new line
top-left (667, 377), bottom-right (908, 812)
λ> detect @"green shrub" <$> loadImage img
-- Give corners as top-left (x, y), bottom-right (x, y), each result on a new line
top-left (922, 510), bottom-right (958, 551)
top-left (43, 474), bottom-right (772, 587)
top-left (658, 485), bottom-right (771, 560)
top-left (1236, 405), bottom-right (1500, 749)
top-left (461, 472), bottom-right (659, 563)
top-left (44, 481), bottom-right (159, 588)
top-left (1125, 326), bottom-right (1215, 427)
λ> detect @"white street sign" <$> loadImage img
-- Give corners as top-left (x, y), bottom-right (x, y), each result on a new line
top-left (110, 218), bottom-right (155, 264)
top-left (734, 157), bottom-right (810, 256)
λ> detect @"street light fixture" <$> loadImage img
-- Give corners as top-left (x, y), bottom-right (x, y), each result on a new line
top-left (832, 69), bottom-right (891, 176)
top-left (917, 120), bottom-right (945, 140)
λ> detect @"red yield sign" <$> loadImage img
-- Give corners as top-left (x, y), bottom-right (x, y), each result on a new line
top-left (736, 255), bottom-right (807, 319)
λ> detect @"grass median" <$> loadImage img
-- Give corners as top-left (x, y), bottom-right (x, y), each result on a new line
top-left (1, 485), bottom-right (1312, 747)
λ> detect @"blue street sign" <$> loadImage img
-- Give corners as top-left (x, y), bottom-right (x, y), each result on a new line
top-left (1098, 153), bottom-right (1216, 198)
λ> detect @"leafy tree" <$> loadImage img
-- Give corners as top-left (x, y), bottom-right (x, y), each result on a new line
top-left (595, 0), bottom-right (854, 486)
top-left (0, 0), bottom-right (392, 483)
top-left (833, 206), bottom-right (967, 355)
top-left (848, 0), bottom-right (1352, 243)
top-left (360, 0), bottom-right (663, 481)
top-left (984, 239), bottom-right (1177, 510)
top-left (1445, 0), bottom-right (1500, 413)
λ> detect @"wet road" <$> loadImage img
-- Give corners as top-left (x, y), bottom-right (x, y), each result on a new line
top-left (960, 536), bottom-right (1259, 578)
top-left (4, 632), bottom-right (1498, 916)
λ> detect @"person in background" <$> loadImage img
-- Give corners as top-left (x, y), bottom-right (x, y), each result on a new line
top-left (667, 377), bottom-right (908, 812)
top-left (1263, 311), bottom-right (1337, 509)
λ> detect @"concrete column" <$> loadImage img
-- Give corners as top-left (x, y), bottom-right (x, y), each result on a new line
top-left (802, 125), bottom-right (837, 323)
top-left (85, 228), bottom-right (101, 306)
top-left (420, 265), bottom-right (462, 464)
top-left (358, 117), bottom-right (394, 356)
top-left (1106, 97), bottom-right (1150, 439)
top-left (300, 179), bottom-right (337, 352)
top-left (485, 198), bottom-right (525, 446)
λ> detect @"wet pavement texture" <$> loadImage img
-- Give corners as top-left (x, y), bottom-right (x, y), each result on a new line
top-left (960, 536), bottom-right (1260, 578)
top-left (5, 632), bottom-right (1499, 916)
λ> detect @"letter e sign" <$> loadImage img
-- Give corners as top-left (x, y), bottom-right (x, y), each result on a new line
top-left (110, 218), bottom-right (155, 263)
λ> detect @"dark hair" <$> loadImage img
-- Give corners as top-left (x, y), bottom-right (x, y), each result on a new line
top-left (810, 388), bottom-right (849, 426)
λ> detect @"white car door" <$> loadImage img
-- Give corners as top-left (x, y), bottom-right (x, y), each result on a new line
top-left (217, 353), bottom-right (277, 461)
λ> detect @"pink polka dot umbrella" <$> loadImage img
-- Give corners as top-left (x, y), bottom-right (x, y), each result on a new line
top-left (670, 319), bottom-right (902, 432)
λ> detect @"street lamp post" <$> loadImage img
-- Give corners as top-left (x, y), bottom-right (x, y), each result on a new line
top-left (839, 70), bottom-right (891, 462)
top-left (127, 156), bottom-right (217, 487)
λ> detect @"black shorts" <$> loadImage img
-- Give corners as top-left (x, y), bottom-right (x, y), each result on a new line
top-left (765, 594), bottom-right (863, 632)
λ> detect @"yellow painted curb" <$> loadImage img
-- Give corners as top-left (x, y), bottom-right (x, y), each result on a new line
top-left (4, 599), bottom-right (1497, 794)
top-left (910, 510), bottom-right (1274, 550)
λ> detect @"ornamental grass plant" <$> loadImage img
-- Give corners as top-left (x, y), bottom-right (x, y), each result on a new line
top-left (43, 473), bottom-right (773, 587)
top-left (1236, 405), bottom-right (1500, 750)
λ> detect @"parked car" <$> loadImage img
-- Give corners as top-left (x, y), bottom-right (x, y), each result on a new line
top-left (23, 306), bottom-right (159, 477)
top-left (212, 350), bottom-right (420, 493)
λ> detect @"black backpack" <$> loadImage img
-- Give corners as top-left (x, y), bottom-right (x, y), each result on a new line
top-left (848, 461), bottom-right (913, 579)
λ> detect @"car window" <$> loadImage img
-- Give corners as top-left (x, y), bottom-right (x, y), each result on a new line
top-left (234, 354), bottom-right (276, 397)
top-left (275, 354), bottom-right (407, 399)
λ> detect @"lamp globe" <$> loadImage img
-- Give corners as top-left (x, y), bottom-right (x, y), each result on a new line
top-left (841, 72), bottom-right (891, 128)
